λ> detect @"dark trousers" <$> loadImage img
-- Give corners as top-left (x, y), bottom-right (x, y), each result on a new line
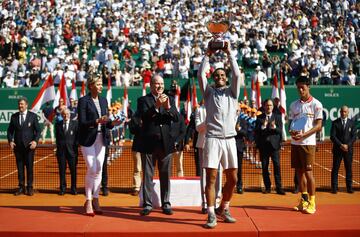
top-left (237, 149), bottom-right (243, 188)
top-left (260, 149), bottom-right (282, 190)
top-left (57, 152), bottom-right (77, 191)
top-left (102, 146), bottom-right (109, 188)
top-left (14, 145), bottom-right (35, 188)
top-left (141, 146), bottom-right (172, 208)
top-left (331, 150), bottom-right (353, 190)
top-left (194, 147), bottom-right (200, 176)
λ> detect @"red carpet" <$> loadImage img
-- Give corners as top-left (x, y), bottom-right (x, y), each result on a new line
top-left (0, 205), bottom-right (359, 237)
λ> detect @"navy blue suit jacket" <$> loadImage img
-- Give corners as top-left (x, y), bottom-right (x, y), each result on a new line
top-left (330, 118), bottom-right (356, 153)
top-left (77, 94), bottom-right (113, 147)
top-left (7, 111), bottom-right (41, 147)
top-left (255, 113), bottom-right (283, 151)
top-left (55, 120), bottom-right (79, 158)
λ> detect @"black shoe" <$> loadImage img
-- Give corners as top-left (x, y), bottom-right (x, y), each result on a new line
top-left (162, 208), bottom-right (173, 215)
top-left (347, 189), bottom-right (354, 194)
top-left (237, 187), bottom-right (244, 194)
top-left (27, 187), bottom-right (34, 196)
top-left (14, 187), bottom-right (25, 196)
top-left (58, 190), bottom-right (65, 196)
top-left (102, 187), bottom-right (109, 196)
top-left (331, 189), bottom-right (337, 194)
top-left (276, 188), bottom-right (286, 195)
top-left (292, 187), bottom-right (299, 194)
top-left (70, 188), bottom-right (77, 195)
top-left (201, 207), bottom-right (207, 214)
top-left (262, 188), bottom-right (271, 194)
top-left (140, 207), bottom-right (152, 216)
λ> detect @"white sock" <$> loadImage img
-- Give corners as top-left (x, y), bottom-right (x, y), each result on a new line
top-left (223, 201), bottom-right (230, 210)
top-left (208, 206), bottom-right (215, 215)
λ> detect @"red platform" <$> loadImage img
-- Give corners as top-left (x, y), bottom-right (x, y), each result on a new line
top-left (0, 205), bottom-right (359, 237)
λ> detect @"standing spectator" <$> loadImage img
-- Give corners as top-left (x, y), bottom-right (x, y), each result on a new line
top-left (235, 110), bottom-right (248, 194)
top-left (77, 77), bottom-right (121, 216)
top-left (289, 76), bottom-right (323, 214)
top-left (331, 65), bottom-right (342, 85)
top-left (170, 114), bottom-right (186, 177)
top-left (255, 99), bottom-right (285, 195)
top-left (129, 111), bottom-right (143, 196)
top-left (330, 105), bottom-right (357, 194)
top-left (137, 75), bottom-right (179, 216)
top-left (338, 51), bottom-right (352, 77)
top-left (40, 102), bottom-right (55, 144)
top-left (198, 40), bottom-right (240, 228)
top-left (55, 108), bottom-right (78, 195)
top-left (7, 97), bottom-right (41, 196)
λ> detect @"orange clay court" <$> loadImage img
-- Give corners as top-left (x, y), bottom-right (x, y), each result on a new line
top-left (0, 141), bottom-right (360, 236)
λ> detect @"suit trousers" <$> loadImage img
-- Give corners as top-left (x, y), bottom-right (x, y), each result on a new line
top-left (141, 146), bottom-right (172, 208)
top-left (260, 148), bottom-right (282, 190)
top-left (14, 145), bottom-right (35, 188)
top-left (81, 133), bottom-right (106, 200)
top-left (57, 151), bottom-right (77, 191)
top-left (101, 146), bottom-right (109, 189)
top-left (331, 150), bottom-right (353, 190)
top-left (237, 148), bottom-right (243, 188)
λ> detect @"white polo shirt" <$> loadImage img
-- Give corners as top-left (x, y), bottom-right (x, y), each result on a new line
top-left (289, 96), bottom-right (323, 145)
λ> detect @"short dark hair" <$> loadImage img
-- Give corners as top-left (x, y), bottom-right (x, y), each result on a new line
top-left (212, 68), bottom-right (226, 78)
top-left (18, 97), bottom-right (28, 105)
top-left (296, 76), bottom-right (311, 85)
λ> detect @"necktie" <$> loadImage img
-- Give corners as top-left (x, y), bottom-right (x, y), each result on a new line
top-left (20, 113), bottom-right (25, 126)
top-left (64, 122), bottom-right (68, 133)
top-left (342, 120), bottom-right (346, 130)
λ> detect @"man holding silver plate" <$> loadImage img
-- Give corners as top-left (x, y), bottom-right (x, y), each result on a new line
top-left (289, 76), bottom-right (323, 215)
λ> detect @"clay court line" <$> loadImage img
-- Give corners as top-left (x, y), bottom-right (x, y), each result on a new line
top-left (314, 162), bottom-right (360, 185)
top-left (0, 154), bottom-right (14, 161)
top-left (0, 153), bottom-right (54, 180)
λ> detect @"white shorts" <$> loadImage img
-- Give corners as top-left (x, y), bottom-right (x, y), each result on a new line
top-left (203, 137), bottom-right (238, 169)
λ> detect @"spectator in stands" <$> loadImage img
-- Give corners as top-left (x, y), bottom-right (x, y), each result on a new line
top-left (55, 108), bottom-right (78, 196)
top-left (137, 74), bottom-right (179, 216)
top-left (255, 99), bottom-right (285, 195)
top-left (330, 105), bottom-right (357, 194)
top-left (7, 97), bottom-right (41, 196)
top-left (289, 76), bottom-right (323, 214)
top-left (77, 76), bottom-right (121, 216)
top-left (198, 40), bottom-right (240, 228)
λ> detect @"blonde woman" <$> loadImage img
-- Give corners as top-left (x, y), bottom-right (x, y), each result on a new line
top-left (77, 77), bottom-right (121, 216)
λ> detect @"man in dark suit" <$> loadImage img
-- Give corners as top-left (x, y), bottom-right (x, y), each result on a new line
top-left (55, 108), bottom-right (78, 195)
top-left (235, 113), bottom-right (248, 194)
top-left (330, 105), bottom-right (357, 194)
top-left (255, 99), bottom-right (285, 195)
top-left (137, 74), bottom-right (179, 216)
top-left (7, 97), bottom-right (41, 196)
